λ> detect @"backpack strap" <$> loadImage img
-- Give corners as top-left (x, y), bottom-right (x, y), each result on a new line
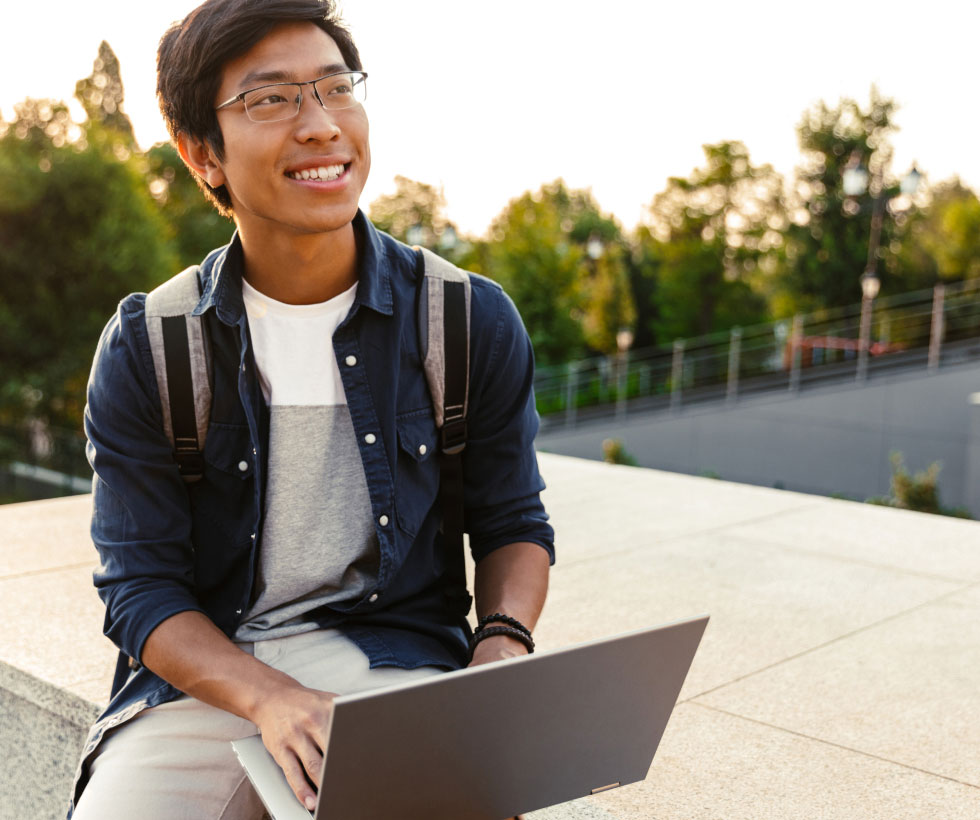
top-left (145, 266), bottom-right (211, 483)
top-left (416, 247), bottom-right (472, 615)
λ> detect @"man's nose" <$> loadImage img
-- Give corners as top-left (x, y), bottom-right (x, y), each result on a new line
top-left (294, 87), bottom-right (341, 139)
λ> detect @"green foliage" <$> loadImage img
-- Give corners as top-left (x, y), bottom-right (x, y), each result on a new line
top-left (368, 175), bottom-right (458, 250)
top-left (636, 141), bottom-right (778, 342)
top-left (602, 438), bottom-right (638, 466)
top-left (895, 179), bottom-right (980, 283)
top-left (146, 142), bottom-right (234, 268)
top-left (473, 180), bottom-right (629, 365)
top-left (866, 452), bottom-right (972, 519)
top-left (779, 87), bottom-right (919, 313)
top-left (0, 54), bottom-right (178, 434)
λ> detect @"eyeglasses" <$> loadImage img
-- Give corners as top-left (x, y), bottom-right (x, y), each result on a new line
top-left (215, 70), bottom-right (368, 123)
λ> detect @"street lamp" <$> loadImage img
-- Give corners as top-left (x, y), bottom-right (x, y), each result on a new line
top-left (615, 327), bottom-right (634, 421)
top-left (843, 154), bottom-right (922, 381)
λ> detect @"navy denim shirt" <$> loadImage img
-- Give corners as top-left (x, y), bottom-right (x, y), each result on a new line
top-left (71, 212), bottom-right (554, 811)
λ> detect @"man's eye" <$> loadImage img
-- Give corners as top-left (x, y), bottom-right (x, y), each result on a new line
top-left (327, 83), bottom-right (352, 96)
top-left (253, 92), bottom-right (290, 105)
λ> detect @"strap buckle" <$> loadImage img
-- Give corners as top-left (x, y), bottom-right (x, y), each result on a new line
top-left (440, 417), bottom-right (467, 456)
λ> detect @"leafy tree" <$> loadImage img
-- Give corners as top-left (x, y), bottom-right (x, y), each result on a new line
top-left (473, 180), bottom-right (630, 365)
top-left (779, 88), bottom-right (916, 313)
top-left (894, 179), bottom-right (980, 284)
top-left (146, 142), bottom-right (234, 268)
top-left (0, 50), bottom-right (177, 438)
top-left (636, 141), bottom-right (779, 342)
top-left (74, 41), bottom-right (135, 147)
top-left (368, 175), bottom-right (463, 262)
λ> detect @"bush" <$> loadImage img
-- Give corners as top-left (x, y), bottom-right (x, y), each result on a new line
top-left (866, 452), bottom-right (972, 519)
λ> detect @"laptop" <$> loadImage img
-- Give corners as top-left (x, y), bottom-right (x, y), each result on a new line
top-left (232, 614), bottom-right (708, 820)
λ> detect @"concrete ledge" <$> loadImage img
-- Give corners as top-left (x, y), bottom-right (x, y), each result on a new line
top-left (2, 455), bottom-right (979, 819)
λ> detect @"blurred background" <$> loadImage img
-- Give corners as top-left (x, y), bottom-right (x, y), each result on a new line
top-left (1, 0), bottom-right (979, 513)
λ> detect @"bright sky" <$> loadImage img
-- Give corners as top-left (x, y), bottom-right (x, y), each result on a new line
top-left (2, 0), bottom-right (977, 235)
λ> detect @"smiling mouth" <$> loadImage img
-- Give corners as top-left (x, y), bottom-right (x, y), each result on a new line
top-left (285, 163), bottom-right (349, 181)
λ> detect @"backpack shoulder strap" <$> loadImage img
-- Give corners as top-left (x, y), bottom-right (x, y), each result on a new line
top-left (416, 247), bottom-right (473, 616)
top-left (144, 266), bottom-right (211, 482)
top-left (416, 246), bottom-right (471, 453)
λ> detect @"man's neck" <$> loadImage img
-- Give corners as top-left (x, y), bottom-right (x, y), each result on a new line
top-left (237, 221), bottom-right (359, 305)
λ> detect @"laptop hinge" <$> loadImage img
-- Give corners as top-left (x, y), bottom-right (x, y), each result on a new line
top-left (590, 782), bottom-right (622, 795)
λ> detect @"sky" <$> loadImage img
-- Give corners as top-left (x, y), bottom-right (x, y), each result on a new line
top-left (1, 0), bottom-right (977, 235)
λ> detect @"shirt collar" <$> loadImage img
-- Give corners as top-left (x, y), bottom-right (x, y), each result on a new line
top-left (192, 210), bottom-right (394, 325)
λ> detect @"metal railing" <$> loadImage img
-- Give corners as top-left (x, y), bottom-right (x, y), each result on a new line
top-left (535, 279), bottom-right (980, 429)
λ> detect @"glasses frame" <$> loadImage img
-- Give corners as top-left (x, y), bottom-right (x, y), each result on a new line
top-left (215, 69), bottom-right (368, 122)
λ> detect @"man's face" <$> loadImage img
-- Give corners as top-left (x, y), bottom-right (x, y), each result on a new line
top-left (208, 22), bottom-right (370, 239)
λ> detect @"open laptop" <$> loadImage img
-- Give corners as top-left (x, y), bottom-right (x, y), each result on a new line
top-left (232, 614), bottom-right (708, 820)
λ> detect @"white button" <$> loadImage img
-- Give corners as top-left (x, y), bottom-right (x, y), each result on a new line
top-left (250, 533), bottom-right (256, 540)
top-left (379, 515), bottom-right (389, 526)
top-left (252, 447), bottom-right (257, 455)
top-left (365, 433), bottom-right (377, 444)
top-left (238, 461), bottom-right (248, 472)
top-left (345, 355), bottom-right (357, 367)
top-left (369, 593), bottom-right (379, 603)
top-left (418, 444), bottom-right (427, 455)
top-left (235, 609), bottom-right (242, 615)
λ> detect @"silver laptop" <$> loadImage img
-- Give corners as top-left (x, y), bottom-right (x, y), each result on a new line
top-left (232, 614), bottom-right (708, 820)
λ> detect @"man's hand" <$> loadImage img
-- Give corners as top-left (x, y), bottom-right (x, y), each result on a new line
top-left (141, 612), bottom-right (339, 811)
top-left (251, 683), bottom-right (338, 811)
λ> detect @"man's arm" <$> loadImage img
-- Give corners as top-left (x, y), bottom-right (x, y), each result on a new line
top-left (142, 612), bottom-right (332, 812)
top-left (468, 542), bottom-right (550, 667)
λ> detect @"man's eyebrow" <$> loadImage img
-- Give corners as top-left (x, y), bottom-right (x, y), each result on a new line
top-left (237, 63), bottom-right (350, 89)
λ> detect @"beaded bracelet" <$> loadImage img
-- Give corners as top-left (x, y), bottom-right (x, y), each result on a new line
top-left (469, 624), bottom-right (535, 656)
top-left (476, 612), bottom-right (532, 638)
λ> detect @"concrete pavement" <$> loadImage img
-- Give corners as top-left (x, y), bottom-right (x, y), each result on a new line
top-left (1, 453), bottom-right (978, 819)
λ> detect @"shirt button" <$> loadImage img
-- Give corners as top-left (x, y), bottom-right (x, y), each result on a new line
top-left (364, 433), bottom-right (377, 444)
top-left (379, 514), bottom-right (389, 527)
top-left (345, 355), bottom-right (357, 367)
top-left (418, 444), bottom-right (427, 455)
top-left (250, 533), bottom-right (256, 540)
top-left (369, 593), bottom-right (379, 603)
top-left (236, 609), bottom-right (242, 615)
top-left (238, 461), bottom-right (248, 472)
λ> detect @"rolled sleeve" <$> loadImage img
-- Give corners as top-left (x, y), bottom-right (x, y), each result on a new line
top-left (463, 278), bottom-right (555, 565)
top-left (85, 296), bottom-right (205, 662)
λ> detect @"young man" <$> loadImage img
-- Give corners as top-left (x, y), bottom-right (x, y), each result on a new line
top-left (69, 1), bottom-right (553, 817)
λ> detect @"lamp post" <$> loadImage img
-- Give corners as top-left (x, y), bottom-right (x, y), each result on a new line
top-left (616, 327), bottom-right (634, 421)
top-left (842, 153), bottom-right (922, 382)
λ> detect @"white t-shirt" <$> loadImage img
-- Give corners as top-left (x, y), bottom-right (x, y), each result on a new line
top-left (235, 276), bottom-right (379, 641)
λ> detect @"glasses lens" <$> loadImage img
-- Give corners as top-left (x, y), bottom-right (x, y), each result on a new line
top-left (242, 84), bottom-right (301, 122)
top-left (314, 72), bottom-right (367, 109)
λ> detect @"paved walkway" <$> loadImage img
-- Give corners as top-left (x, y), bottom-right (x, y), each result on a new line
top-left (1, 453), bottom-right (978, 819)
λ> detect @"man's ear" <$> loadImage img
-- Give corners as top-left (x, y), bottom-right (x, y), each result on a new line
top-left (176, 133), bottom-right (226, 189)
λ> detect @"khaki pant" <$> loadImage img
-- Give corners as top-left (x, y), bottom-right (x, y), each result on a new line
top-left (73, 628), bottom-right (443, 820)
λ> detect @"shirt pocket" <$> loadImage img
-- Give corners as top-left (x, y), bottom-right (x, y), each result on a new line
top-left (394, 411), bottom-right (439, 537)
top-left (188, 422), bottom-right (256, 573)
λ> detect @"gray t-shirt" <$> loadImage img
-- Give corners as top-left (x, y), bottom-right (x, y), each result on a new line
top-left (234, 277), bottom-right (378, 641)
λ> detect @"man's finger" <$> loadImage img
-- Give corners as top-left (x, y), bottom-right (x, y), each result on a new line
top-left (279, 752), bottom-right (318, 811)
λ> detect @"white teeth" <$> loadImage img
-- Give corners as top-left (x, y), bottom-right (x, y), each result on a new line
top-left (288, 163), bottom-right (346, 181)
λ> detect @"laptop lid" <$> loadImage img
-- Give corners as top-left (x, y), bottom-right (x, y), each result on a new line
top-left (234, 614), bottom-right (708, 820)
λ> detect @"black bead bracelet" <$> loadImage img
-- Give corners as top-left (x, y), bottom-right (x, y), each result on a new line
top-left (476, 612), bottom-right (532, 638)
top-left (468, 624), bottom-right (535, 656)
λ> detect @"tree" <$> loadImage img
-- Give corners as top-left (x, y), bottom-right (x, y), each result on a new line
top-left (146, 142), bottom-right (234, 269)
top-left (636, 141), bottom-right (780, 342)
top-left (779, 88), bottom-right (913, 313)
top-left (473, 180), bottom-right (631, 365)
top-left (368, 175), bottom-right (463, 262)
top-left (0, 49), bottom-right (177, 440)
top-left (893, 178), bottom-right (980, 284)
